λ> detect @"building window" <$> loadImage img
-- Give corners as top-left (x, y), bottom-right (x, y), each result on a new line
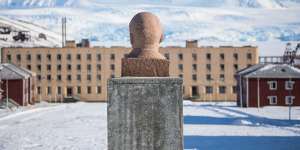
top-left (232, 86), bottom-right (237, 94)
top-left (27, 65), bottom-right (31, 70)
top-left (219, 86), bottom-right (226, 94)
top-left (191, 86), bottom-right (199, 97)
top-left (220, 53), bottom-right (225, 60)
top-left (7, 54), bottom-right (11, 61)
top-left (97, 86), bottom-right (102, 94)
top-left (57, 54), bottom-right (61, 61)
top-left (206, 86), bottom-right (213, 94)
top-left (57, 75), bottom-right (62, 81)
top-left (220, 74), bottom-right (225, 81)
top-left (220, 64), bottom-right (225, 71)
top-left (47, 75), bottom-right (51, 81)
top-left (110, 64), bottom-right (115, 71)
top-left (37, 75), bottom-right (42, 81)
top-left (178, 64), bottom-right (183, 71)
top-left (234, 53), bottom-right (238, 60)
top-left (206, 74), bottom-right (212, 81)
top-left (77, 86), bottom-right (81, 94)
top-left (247, 53), bottom-right (252, 60)
top-left (26, 54), bottom-right (31, 61)
top-left (77, 54), bottom-right (81, 60)
top-left (192, 53), bottom-right (197, 61)
top-left (16, 54), bottom-right (21, 61)
top-left (67, 75), bottom-right (72, 81)
top-left (77, 75), bottom-right (81, 81)
top-left (97, 64), bottom-right (101, 71)
top-left (37, 86), bottom-right (41, 95)
top-left (192, 64), bottom-right (197, 71)
top-left (285, 81), bottom-right (295, 90)
top-left (206, 64), bottom-right (211, 71)
top-left (164, 53), bottom-right (170, 60)
top-left (97, 54), bottom-right (101, 61)
top-left (47, 54), bottom-right (51, 61)
top-left (36, 65), bottom-right (41, 71)
top-left (67, 64), bottom-right (72, 71)
top-left (87, 86), bottom-right (92, 94)
top-left (57, 86), bottom-right (62, 95)
top-left (67, 54), bottom-right (72, 61)
top-left (110, 54), bottom-right (115, 60)
top-left (234, 64), bottom-right (239, 71)
top-left (179, 74), bottom-right (183, 78)
top-left (77, 64), bottom-right (81, 71)
top-left (47, 87), bottom-right (51, 95)
top-left (268, 81), bottom-right (277, 90)
top-left (87, 54), bottom-right (92, 61)
top-left (192, 74), bottom-right (197, 81)
top-left (206, 53), bottom-right (211, 60)
top-left (285, 96), bottom-right (295, 105)
top-left (36, 54), bottom-right (41, 61)
top-left (268, 96), bottom-right (277, 105)
top-left (87, 74), bottom-right (92, 81)
top-left (97, 74), bottom-right (101, 80)
top-left (57, 64), bottom-right (62, 71)
top-left (178, 53), bottom-right (183, 60)
top-left (87, 64), bottom-right (92, 71)
top-left (47, 64), bottom-right (51, 71)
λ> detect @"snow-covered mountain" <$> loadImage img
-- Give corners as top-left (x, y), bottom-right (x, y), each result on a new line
top-left (0, 16), bottom-right (60, 47)
top-left (0, 0), bottom-right (300, 9)
top-left (0, 0), bottom-right (299, 55)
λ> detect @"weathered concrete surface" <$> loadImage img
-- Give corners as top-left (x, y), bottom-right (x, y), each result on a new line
top-left (108, 77), bottom-right (183, 150)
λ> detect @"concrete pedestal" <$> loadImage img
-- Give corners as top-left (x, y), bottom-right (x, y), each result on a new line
top-left (108, 77), bottom-right (183, 150)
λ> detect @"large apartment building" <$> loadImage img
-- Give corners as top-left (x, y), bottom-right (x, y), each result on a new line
top-left (1, 40), bottom-right (258, 102)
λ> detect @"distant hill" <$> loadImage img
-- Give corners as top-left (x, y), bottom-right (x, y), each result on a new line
top-left (0, 16), bottom-right (60, 47)
top-left (0, 0), bottom-right (300, 9)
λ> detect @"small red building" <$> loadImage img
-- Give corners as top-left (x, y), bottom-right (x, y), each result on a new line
top-left (236, 64), bottom-right (300, 107)
top-left (0, 63), bottom-right (36, 106)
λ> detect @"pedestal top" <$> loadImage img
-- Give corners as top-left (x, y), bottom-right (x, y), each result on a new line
top-left (109, 77), bottom-right (182, 84)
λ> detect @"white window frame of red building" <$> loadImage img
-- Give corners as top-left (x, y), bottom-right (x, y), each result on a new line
top-left (285, 81), bottom-right (295, 90)
top-left (268, 96), bottom-right (277, 105)
top-left (285, 96), bottom-right (295, 105)
top-left (268, 81), bottom-right (277, 90)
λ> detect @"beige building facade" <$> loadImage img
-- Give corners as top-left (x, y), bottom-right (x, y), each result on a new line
top-left (1, 40), bottom-right (258, 102)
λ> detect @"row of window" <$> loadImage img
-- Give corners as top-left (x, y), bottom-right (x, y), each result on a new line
top-left (190, 86), bottom-right (237, 96)
top-left (37, 86), bottom-right (102, 95)
top-left (178, 63), bottom-right (249, 72)
top-left (28, 64), bottom-right (114, 72)
top-left (268, 96), bottom-right (295, 105)
top-left (268, 81), bottom-right (295, 90)
top-left (184, 74), bottom-right (227, 81)
top-left (164, 53), bottom-right (252, 61)
top-left (37, 74), bottom-right (104, 81)
top-left (7, 52), bottom-right (252, 62)
top-left (7, 53), bottom-right (115, 61)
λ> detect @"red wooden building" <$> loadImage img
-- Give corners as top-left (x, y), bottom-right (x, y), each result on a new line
top-left (236, 64), bottom-right (300, 107)
top-left (0, 63), bottom-right (36, 106)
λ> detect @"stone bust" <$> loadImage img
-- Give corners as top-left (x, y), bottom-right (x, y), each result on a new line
top-left (127, 12), bottom-right (165, 59)
top-left (122, 12), bottom-right (169, 77)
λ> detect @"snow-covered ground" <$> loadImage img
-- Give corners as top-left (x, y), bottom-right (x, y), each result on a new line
top-left (0, 101), bottom-right (299, 150)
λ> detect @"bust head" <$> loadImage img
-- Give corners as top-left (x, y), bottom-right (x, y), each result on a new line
top-left (128, 12), bottom-right (165, 59)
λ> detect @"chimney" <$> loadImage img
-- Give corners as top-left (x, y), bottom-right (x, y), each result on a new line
top-left (186, 40), bottom-right (198, 48)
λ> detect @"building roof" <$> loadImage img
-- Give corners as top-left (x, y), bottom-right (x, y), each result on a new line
top-left (0, 63), bottom-right (33, 80)
top-left (243, 64), bottom-right (300, 78)
top-left (237, 64), bottom-right (265, 75)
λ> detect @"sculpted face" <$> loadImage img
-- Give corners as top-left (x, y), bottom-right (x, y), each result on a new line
top-left (127, 12), bottom-right (165, 59)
